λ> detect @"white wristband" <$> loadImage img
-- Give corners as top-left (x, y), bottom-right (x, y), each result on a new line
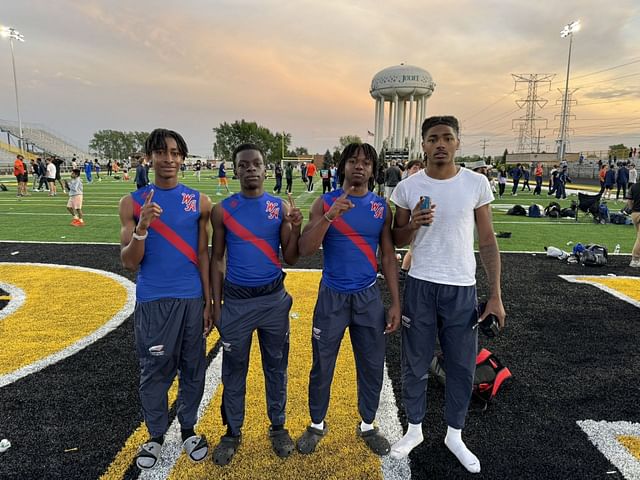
top-left (132, 229), bottom-right (148, 241)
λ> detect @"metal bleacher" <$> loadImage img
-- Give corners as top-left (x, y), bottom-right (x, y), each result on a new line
top-left (0, 119), bottom-right (89, 169)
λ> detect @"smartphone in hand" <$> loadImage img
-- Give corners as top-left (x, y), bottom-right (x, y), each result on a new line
top-left (420, 196), bottom-right (430, 227)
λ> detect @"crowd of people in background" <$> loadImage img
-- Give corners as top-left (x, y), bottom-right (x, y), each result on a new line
top-left (7, 148), bottom-right (639, 234)
top-left (9, 151), bottom-right (639, 204)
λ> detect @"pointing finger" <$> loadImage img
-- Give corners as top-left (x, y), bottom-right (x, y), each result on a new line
top-left (144, 189), bottom-right (155, 206)
top-left (287, 193), bottom-right (295, 208)
top-left (339, 186), bottom-right (354, 200)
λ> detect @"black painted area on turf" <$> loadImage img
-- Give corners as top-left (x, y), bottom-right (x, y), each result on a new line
top-left (0, 244), bottom-right (142, 479)
top-left (1, 245), bottom-right (638, 479)
top-left (0, 286), bottom-right (8, 309)
top-left (382, 254), bottom-right (639, 480)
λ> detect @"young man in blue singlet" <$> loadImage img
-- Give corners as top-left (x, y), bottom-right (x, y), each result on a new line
top-left (296, 143), bottom-right (401, 456)
top-left (209, 143), bottom-right (303, 465)
top-left (119, 128), bottom-right (213, 471)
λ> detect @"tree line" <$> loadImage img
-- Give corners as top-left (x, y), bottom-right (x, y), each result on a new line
top-left (89, 130), bottom-right (149, 160)
top-left (88, 123), bottom-right (367, 165)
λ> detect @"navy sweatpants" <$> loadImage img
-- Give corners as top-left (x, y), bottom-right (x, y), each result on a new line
top-left (219, 288), bottom-right (293, 436)
top-left (134, 297), bottom-right (206, 438)
top-left (308, 282), bottom-right (386, 425)
top-left (401, 276), bottom-right (477, 429)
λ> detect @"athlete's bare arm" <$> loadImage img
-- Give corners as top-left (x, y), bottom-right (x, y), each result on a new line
top-left (379, 206), bottom-right (401, 334)
top-left (209, 203), bottom-right (226, 328)
top-left (392, 200), bottom-right (435, 247)
top-left (280, 194), bottom-right (303, 265)
top-left (475, 203), bottom-right (506, 327)
top-left (119, 190), bottom-right (162, 271)
top-left (298, 189), bottom-right (354, 256)
top-left (198, 194), bottom-right (213, 335)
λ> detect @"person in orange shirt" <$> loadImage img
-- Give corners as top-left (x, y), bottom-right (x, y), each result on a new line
top-left (599, 165), bottom-right (607, 190)
top-left (306, 161), bottom-right (317, 192)
top-left (533, 162), bottom-right (544, 195)
top-left (13, 154), bottom-right (27, 197)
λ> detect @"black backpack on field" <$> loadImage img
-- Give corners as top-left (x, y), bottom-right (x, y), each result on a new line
top-left (560, 207), bottom-right (576, 218)
top-left (610, 213), bottom-right (628, 225)
top-left (506, 205), bottom-right (527, 216)
top-left (430, 349), bottom-right (512, 408)
top-left (544, 202), bottom-right (561, 218)
top-left (0, 183), bottom-right (7, 192)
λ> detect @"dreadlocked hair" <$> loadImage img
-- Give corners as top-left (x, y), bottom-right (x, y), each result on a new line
top-left (144, 129), bottom-right (188, 158)
top-left (421, 116), bottom-right (460, 138)
top-left (337, 142), bottom-right (378, 191)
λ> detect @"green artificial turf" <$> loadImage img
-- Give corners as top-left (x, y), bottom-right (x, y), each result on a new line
top-left (0, 174), bottom-right (636, 253)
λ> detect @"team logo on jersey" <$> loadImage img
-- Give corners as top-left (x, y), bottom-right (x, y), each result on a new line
top-left (182, 193), bottom-right (197, 212)
top-left (266, 200), bottom-right (280, 220)
top-left (370, 201), bottom-right (384, 219)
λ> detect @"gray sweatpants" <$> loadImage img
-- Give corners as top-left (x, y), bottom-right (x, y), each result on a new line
top-left (134, 297), bottom-right (206, 438)
top-left (401, 276), bottom-right (477, 429)
top-left (308, 282), bottom-right (386, 425)
top-left (219, 288), bottom-right (293, 436)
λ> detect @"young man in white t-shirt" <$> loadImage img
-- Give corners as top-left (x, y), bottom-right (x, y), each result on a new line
top-left (389, 115), bottom-right (505, 474)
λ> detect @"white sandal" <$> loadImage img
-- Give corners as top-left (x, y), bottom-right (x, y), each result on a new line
top-left (182, 435), bottom-right (208, 463)
top-left (135, 441), bottom-right (162, 470)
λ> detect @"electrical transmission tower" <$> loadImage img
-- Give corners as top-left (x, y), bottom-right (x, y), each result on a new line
top-left (555, 88), bottom-right (578, 158)
top-left (481, 139), bottom-right (488, 160)
top-left (511, 73), bottom-right (555, 153)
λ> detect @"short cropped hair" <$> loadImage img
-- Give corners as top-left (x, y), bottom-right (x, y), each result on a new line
top-left (144, 128), bottom-right (188, 158)
top-left (232, 143), bottom-right (265, 166)
top-left (421, 116), bottom-right (460, 138)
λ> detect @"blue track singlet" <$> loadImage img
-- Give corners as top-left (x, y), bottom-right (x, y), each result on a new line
top-left (321, 188), bottom-right (386, 293)
top-left (131, 184), bottom-right (203, 301)
top-left (222, 193), bottom-right (283, 287)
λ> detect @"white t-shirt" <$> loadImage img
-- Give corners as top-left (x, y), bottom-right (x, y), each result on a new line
top-left (46, 163), bottom-right (56, 179)
top-left (390, 167), bottom-right (494, 286)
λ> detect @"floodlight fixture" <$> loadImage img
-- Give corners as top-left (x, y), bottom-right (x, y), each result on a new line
top-left (560, 20), bottom-right (580, 38)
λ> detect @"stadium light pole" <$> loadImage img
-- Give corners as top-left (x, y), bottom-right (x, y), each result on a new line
top-left (1, 25), bottom-right (25, 151)
top-left (557, 20), bottom-right (580, 162)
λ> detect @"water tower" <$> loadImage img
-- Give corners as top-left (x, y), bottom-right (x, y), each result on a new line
top-left (370, 64), bottom-right (435, 161)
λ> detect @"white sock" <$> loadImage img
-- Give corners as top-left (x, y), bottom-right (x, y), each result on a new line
top-left (444, 426), bottom-right (480, 473)
top-left (311, 421), bottom-right (324, 431)
top-left (390, 423), bottom-right (423, 459)
top-left (360, 421), bottom-right (374, 433)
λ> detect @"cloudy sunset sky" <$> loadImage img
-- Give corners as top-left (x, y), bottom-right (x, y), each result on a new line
top-left (1, 0), bottom-right (639, 157)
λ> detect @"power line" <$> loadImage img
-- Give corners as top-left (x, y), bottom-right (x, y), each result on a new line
top-left (461, 91), bottom-right (514, 122)
top-left (462, 107), bottom-right (521, 130)
top-left (572, 71), bottom-right (640, 89)
top-left (549, 57), bottom-right (640, 86)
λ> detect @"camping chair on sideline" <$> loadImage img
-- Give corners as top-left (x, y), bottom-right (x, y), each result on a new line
top-left (575, 188), bottom-right (603, 223)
